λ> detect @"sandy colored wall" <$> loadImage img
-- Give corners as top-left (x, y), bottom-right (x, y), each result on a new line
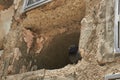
top-left (2, 0), bottom-right (120, 80)
top-left (0, 0), bottom-right (86, 77)
top-left (79, 0), bottom-right (115, 64)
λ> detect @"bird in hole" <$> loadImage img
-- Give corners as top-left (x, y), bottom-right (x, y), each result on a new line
top-left (68, 45), bottom-right (82, 64)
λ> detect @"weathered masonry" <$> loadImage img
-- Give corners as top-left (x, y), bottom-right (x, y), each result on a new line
top-left (79, 0), bottom-right (115, 64)
top-left (2, 0), bottom-right (120, 80)
top-left (0, 0), bottom-right (85, 79)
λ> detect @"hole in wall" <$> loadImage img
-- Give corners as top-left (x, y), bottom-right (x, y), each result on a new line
top-left (33, 30), bottom-right (81, 70)
top-left (8, 30), bottom-right (82, 75)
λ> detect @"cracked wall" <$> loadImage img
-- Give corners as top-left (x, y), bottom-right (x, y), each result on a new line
top-left (1, 0), bottom-right (120, 80)
top-left (0, 0), bottom-right (85, 78)
top-left (79, 0), bottom-right (115, 64)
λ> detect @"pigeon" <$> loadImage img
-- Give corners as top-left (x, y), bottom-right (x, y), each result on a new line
top-left (68, 45), bottom-right (82, 64)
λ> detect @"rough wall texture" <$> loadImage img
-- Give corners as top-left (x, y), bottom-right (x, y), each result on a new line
top-left (0, 7), bottom-right (13, 50)
top-left (21, 0), bottom-right (85, 35)
top-left (0, 0), bottom-right (20, 52)
top-left (1, 0), bottom-right (120, 80)
top-left (0, 0), bottom-right (85, 78)
top-left (0, 2), bottom-right (15, 65)
top-left (4, 59), bottom-right (120, 80)
top-left (79, 0), bottom-right (114, 64)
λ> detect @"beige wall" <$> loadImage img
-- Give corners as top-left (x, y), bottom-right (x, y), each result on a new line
top-left (79, 0), bottom-right (114, 64)
top-left (0, 5), bottom-right (14, 43)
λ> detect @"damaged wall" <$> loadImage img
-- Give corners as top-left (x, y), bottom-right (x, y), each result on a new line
top-left (0, 0), bottom-right (21, 50)
top-left (0, 6), bottom-right (14, 38)
top-left (1, 0), bottom-right (120, 80)
top-left (0, 1), bottom-right (14, 55)
top-left (0, 0), bottom-right (85, 78)
top-left (79, 0), bottom-right (115, 64)
top-left (0, 4), bottom-right (14, 48)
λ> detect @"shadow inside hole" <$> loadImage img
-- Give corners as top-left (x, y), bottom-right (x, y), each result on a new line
top-left (34, 31), bottom-right (81, 70)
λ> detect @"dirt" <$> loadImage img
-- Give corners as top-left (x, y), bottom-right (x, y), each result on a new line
top-left (1, 0), bottom-right (119, 80)
top-left (0, 0), bottom-right (86, 76)
top-left (15, 0), bottom-right (85, 71)
top-left (20, 0), bottom-right (85, 35)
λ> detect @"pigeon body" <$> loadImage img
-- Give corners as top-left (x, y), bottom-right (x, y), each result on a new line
top-left (68, 45), bottom-right (82, 64)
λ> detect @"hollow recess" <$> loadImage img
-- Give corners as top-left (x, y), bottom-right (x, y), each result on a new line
top-left (34, 31), bottom-right (80, 69)
top-left (7, 30), bottom-right (81, 75)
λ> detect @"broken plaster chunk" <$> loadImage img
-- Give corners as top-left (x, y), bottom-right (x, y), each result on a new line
top-left (11, 48), bottom-right (22, 64)
top-left (23, 28), bottom-right (34, 53)
top-left (14, 48), bottom-right (22, 60)
top-left (35, 37), bottom-right (44, 54)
